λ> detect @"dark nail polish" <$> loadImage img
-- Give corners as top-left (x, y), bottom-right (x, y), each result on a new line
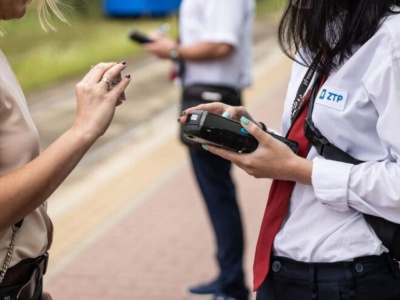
top-left (119, 61), bottom-right (127, 65)
top-left (125, 74), bottom-right (131, 79)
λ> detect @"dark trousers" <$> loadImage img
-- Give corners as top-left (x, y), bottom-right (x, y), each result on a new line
top-left (256, 254), bottom-right (400, 300)
top-left (189, 148), bottom-right (249, 300)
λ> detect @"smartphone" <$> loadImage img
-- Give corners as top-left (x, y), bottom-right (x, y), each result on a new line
top-left (183, 110), bottom-right (299, 154)
top-left (129, 30), bottom-right (154, 44)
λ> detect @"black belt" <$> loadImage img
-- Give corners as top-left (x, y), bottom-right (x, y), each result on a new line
top-left (270, 253), bottom-right (397, 282)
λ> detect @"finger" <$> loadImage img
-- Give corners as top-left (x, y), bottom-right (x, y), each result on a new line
top-left (239, 116), bottom-right (269, 142)
top-left (222, 106), bottom-right (250, 122)
top-left (205, 144), bottom-right (242, 162)
top-left (108, 74), bottom-right (131, 103)
top-left (83, 62), bottom-right (116, 83)
top-left (178, 115), bottom-right (188, 124)
top-left (182, 103), bottom-right (228, 116)
top-left (97, 62), bottom-right (127, 85)
top-left (220, 106), bottom-right (239, 120)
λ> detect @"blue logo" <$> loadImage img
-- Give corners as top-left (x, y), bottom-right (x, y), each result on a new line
top-left (319, 89), bottom-right (344, 103)
top-left (316, 86), bottom-right (348, 111)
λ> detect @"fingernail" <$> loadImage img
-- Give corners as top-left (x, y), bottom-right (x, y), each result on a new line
top-left (182, 110), bottom-right (186, 116)
top-left (177, 118), bottom-right (181, 122)
top-left (222, 112), bottom-right (231, 118)
top-left (202, 144), bottom-right (209, 151)
top-left (119, 61), bottom-right (127, 65)
top-left (125, 74), bottom-right (131, 79)
top-left (240, 116), bottom-right (250, 125)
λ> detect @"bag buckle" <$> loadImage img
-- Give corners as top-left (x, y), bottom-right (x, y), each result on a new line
top-left (304, 117), bottom-right (330, 154)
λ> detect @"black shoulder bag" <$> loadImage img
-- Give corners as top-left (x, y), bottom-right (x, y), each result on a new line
top-left (304, 81), bottom-right (400, 260)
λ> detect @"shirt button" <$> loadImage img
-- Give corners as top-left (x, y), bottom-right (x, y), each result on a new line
top-left (271, 261), bottom-right (281, 272)
top-left (355, 263), bottom-right (364, 273)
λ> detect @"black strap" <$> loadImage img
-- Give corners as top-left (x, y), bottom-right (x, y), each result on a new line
top-left (290, 50), bottom-right (323, 124)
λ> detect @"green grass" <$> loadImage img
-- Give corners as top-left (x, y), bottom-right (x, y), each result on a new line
top-left (0, 0), bottom-right (282, 93)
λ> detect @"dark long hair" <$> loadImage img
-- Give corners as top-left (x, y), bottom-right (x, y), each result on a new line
top-left (278, 0), bottom-right (400, 74)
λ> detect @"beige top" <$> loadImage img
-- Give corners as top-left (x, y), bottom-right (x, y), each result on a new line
top-left (0, 50), bottom-right (52, 267)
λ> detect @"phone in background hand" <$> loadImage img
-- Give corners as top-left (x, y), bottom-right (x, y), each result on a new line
top-left (129, 30), bottom-right (154, 44)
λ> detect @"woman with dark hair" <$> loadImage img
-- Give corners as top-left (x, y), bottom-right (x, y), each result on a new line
top-left (0, 1), bottom-right (131, 299)
top-left (180, 0), bottom-right (400, 299)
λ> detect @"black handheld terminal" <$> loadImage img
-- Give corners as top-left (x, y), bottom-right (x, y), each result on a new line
top-left (183, 110), bottom-right (299, 154)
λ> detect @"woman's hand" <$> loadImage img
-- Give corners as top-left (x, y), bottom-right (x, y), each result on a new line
top-left (202, 116), bottom-right (313, 185)
top-left (0, 61), bottom-right (131, 230)
top-left (73, 62), bottom-right (131, 141)
top-left (179, 102), bottom-right (264, 130)
top-left (180, 102), bottom-right (255, 123)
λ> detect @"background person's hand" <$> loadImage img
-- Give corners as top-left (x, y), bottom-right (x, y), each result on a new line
top-left (142, 35), bottom-right (177, 59)
top-left (72, 62), bottom-right (131, 141)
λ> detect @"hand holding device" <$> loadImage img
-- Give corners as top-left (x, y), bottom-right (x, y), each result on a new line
top-left (183, 110), bottom-right (299, 154)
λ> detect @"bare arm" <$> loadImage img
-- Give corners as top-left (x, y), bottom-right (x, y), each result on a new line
top-left (177, 42), bottom-right (233, 61)
top-left (0, 62), bottom-right (131, 230)
top-left (142, 35), bottom-right (234, 61)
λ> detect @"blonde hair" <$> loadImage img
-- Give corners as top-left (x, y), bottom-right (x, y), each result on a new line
top-left (0, 0), bottom-right (69, 36)
top-left (38, 0), bottom-right (69, 31)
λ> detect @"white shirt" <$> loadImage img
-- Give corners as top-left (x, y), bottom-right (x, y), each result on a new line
top-left (274, 12), bottom-right (400, 262)
top-left (179, 0), bottom-right (255, 89)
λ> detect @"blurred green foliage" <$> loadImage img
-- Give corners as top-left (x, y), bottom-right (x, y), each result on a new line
top-left (0, 0), bottom-right (282, 93)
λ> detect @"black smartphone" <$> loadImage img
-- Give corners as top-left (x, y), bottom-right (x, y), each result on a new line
top-left (183, 110), bottom-right (299, 154)
top-left (129, 30), bottom-right (154, 44)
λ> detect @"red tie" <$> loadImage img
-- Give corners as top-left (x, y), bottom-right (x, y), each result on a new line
top-left (253, 76), bottom-right (326, 290)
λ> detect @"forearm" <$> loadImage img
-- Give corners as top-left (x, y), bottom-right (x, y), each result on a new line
top-left (0, 128), bottom-right (97, 230)
top-left (285, 156), bottom-right (313, 185)
top-left (178, 42), bottom-right (233, 61)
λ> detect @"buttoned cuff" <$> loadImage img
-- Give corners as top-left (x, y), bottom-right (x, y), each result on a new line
top-left (312, 157), bottom-right (354, 212)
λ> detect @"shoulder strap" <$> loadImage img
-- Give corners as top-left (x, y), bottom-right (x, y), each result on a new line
top-left (0, 219), bottom-right (24, 284)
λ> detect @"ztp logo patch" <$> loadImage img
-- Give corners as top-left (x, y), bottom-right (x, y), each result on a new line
top-left (316, 86), bottom-right (348, 111)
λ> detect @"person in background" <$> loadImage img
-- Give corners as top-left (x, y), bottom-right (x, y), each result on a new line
top-left (180, 0), bottom-right (400, 299)
top-left (141, 0), bottom-right (255, 299)
top-left (0, 1), bottom-right (131, 299)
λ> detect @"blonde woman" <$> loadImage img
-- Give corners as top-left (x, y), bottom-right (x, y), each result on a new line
top-left (0, 1), bottom-right (131, 299)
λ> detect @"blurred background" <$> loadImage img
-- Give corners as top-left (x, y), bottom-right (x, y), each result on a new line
top-left (1, 0), bottom-right (281, 93)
